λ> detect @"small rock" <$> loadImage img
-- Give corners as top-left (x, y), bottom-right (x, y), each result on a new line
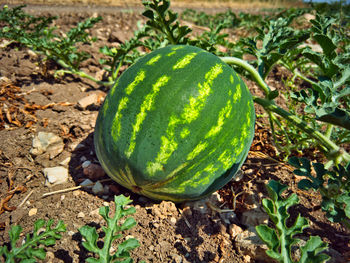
top-left (44, 167), bottom-right (69, 186)
top-left (27, 49), bottom-right (38, 58)
top-left (92, 181), bottom-right (104, 195)
top-left (108, 184), bottom-right (120, 195)
top-left (59, 157), bottom-right (71, 166)
top-left (80, 179), bottom-right (94, 188)
top-left (28, 208), bottom-right (38, 216)
top-left (240, 208), bottom-right (269, 227)
top-left (304, 13), bottom-right (316, 22)
top-left (103, 185), bottom-right (109, 194)
top-left (69, 141), bottom-right (86, 151)
top-left (83, 163), bottom-right (105, 180)
top-left (220, 210), bottom-right (237, 225)
top-left (229, 224), bottom-right (244, 238)
top-left (232, 169), bottom-right (244, 181)
top-left (170, 217), bottom-right (177, 224)
top-left (95, 69), bottom-right (107, 81)
top-left (182, 192), bottom-right (222, 215)
top-left (31, 132), bottom-right (64, 159)
top-left (46, 251), bottom-right (55, 261)
top-left (77, 93), bottom-right (98, 109)
top-left (80, 156), bottom-right (88, 162)
top-left (171, 253), bottom-right (183, 263)
top-left (77, 212), bottom-right (85, 218)
top-left (90, 208), bottom-right (102, 219)
top-left (82, 160), bottom-right (91, 168)
top-left (235, 227), bottom-right (269, 262)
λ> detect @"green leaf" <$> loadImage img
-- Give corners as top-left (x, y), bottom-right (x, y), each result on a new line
top-left (79, 225), bottom-right (100, 253)
top-left (78, 195), bottom-right (139, 262)
top-left (1, 219), bottom-right (66, 262)
top-left (313, 33), bottom-right (336, 58)
top-left (299, 236), bottom-right (330, 263)
top-left (256, 225), bottom-right (279, 249)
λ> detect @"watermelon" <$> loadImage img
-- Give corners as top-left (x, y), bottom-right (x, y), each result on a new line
top-left (94, 45), bottom-right (255, 202)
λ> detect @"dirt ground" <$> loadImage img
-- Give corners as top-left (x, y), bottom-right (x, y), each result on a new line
top-left (0, 3), bottom-right (350, 263)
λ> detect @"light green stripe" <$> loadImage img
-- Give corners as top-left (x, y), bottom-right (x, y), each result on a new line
top-left (146, 63), bottom-right (223, 176)
top-left (125, 75), bottom-right (170, 158)
top-left (126, 70), bottom-right (146, 95)
top-left (173, 53), bottom-right (197, 70)
top-left (186, 142), bottom-right (208, 161)
top-left (146, 54), bottom-right (162, 65)
top-left (205, 99), bottom-right (232, 138)
top-left (182, 63), bottom-right (223, 123)
top-left (176, 163), bottom-right (218, 193)
top-left (233, 83), bottom-right (241, 102)
top-left (111, 71), bottom-right (146, 140)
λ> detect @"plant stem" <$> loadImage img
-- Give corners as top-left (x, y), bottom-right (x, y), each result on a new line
top-left (253, 96), bottom-right (350, 163)
top-left (220, 56), bottom-right (271, 95)
top-left (325, 124), bottom-right (334, 139)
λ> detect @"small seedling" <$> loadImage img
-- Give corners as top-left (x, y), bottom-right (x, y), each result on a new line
top-left (256, 180), bottom-right (330, 263)
top-left (0, 219), bottom-right (66, 262)
top-left (79, 195), bottom-right (141, 263)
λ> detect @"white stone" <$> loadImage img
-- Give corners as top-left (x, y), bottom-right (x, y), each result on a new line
top-left (59, 157), bottom-right (71, 166)
top-left (80, 179), bottom-right (93, 188)
top-left (77, 212), bottom-right (85, 218)
top-left (77, 93), bottom-right (98, 109)
top-left (82, 160), bottom-right (91, 168)
top-left (28, 208), bottom-right (38, 216)
top-left (92, 181), bottom-right (104, 195)
top-left (31, 132), bottom-right (64, 159)
top-left (44, 167), bottom-right (69, 186)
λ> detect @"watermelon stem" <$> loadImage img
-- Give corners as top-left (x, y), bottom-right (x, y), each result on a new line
top-left (220, 56), bottom-right (271, 96)
top-left (253, 96), bottom-right (350, 164)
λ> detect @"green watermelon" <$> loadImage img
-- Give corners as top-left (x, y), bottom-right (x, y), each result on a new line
top-left (94, 45), bottom-right (255, 202)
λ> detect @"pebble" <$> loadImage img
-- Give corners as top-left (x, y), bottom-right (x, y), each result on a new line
top-left (229, 224), bottom-right (244, 238)
top-left (170, 217), bottom-right (177, 224)
top-left (44, 166), bottom-right (69, 186)
top-left (77, 212), bottom-right (85, 218)
top-left (77, 93), bottom-right (98, 109)
top-left (30, 132), bottom-right (64, 159)
top-left (80, 156), bottom-right (87, 162)
top-left (59, 157), bottom-right (71, 166)
top-left (108, 184), bottom-right (120, 195)
top-left (80, 179), bottom-right (94, 188)
top-left (92, 181), bottom-right (104, 195)
top-left (240, 208), bottom-right (269, 227)
top-left (82, 160), bottom-right (91, 168)
top-left (83, 163), bottom-right (105, 180)
top-left (182, 192), bottom-right (222, 215)
top-left (28, 208), bottom-right (38, 216)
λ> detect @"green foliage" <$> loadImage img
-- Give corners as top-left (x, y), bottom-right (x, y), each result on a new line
top-left (0, 5), bottom-right (101, 71)
top-left (289, 157), bottom-right (350, 226)
top-left (0, 219), bottom-right (66, 262)
top-left (256, 180), bottom-right (330, 263)
top-left (291, 13), bottom-right (350, 131)
top-left (79, 195), bottom-right (141, 263)
top-left (240, 12), bottom-right (309, 79)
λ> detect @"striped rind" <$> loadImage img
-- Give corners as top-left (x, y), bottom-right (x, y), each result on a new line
top-left (94, 45), bottom-right (255, 202)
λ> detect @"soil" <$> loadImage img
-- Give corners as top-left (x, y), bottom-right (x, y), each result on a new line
top-left (0, 3), bottom-right (350, 263)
